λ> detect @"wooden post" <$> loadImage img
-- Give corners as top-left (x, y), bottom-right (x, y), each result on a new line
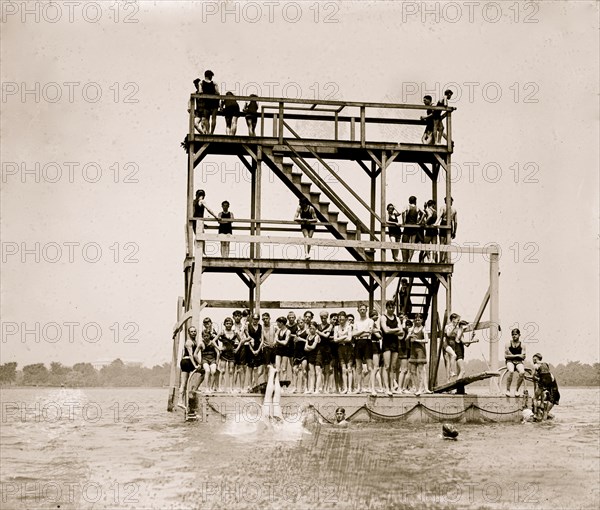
top-left (278, 102), bottom-right (284, 144)
top-left (379, 153), bottom-right (387, 312)
top-left (369, 160), bottom-right (376, 310)
top-left (429, 287), bottom-right (438, 388)
top-left (167, 296), bottom-right (184, 411)
top-left (250, 163), bottom-right (256, 260)
top-left (191, 239), bottom-right (203, 333)
top-left (350, 118), bottom-right (355, 141)
top-left (446, 109), bottom-right (452, 153)
top-left (360, 106), bottom-right (366, 148)
top-left (187, 102), bottom-right (195, 257)
top-left (445, 154), bottom-right (452, 258)
top-left (334, 112), bottom-right (339, 141)
top-left (255, 155), bottom-right (262, 314)
top-left (489, 248), bottom-right (500, 393)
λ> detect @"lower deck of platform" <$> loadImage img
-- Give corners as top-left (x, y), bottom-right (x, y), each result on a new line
top-left (189, 392), bottom-right (528, 424)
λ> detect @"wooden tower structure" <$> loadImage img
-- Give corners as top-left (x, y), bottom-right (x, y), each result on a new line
top-left (167, 93), bottom-right (501, 410)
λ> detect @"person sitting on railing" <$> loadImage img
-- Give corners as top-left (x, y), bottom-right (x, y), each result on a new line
top-left (386, 203), bottom-right (402, 262)
top-left (243, 94), bottom-right (259, 136)
top-left (434, 89), bottom-right (453, 144)
top-left (221, 91), bottom-right (240, 136)
top-left (199, 70), bottom-right (220, 135)
top-left (217, 200), bottom-right (234, 257)
top-left (294, 198), bottom-right (318, 260)
top-left (401, 196), bottom-right (424, 263)
top-left (419, 95), bottom-right (435, 145)
top-left (505, 328), bottom-right (527, 397)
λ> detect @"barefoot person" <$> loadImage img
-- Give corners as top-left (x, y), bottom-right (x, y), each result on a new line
top-left (217, 201), bottom-right (234, 257)
top-left (380, 301), bottom-right (402, 396)
top-left (352, 303), bottom-right (374, 394)
top-left (407, 314), bottom-right (431, 395)
top-left (505, 328), bottom-right (527, 396)
top-left (177, 326), bottom-right (203, 409)
top-left (200, 70), bottom-right (220, 135)
top-left (295, 198), bottom-right (318, 259)
top-left (334, 311), bottom-right (354, 394)
top-left (386, 203), bottom-right (402, 261)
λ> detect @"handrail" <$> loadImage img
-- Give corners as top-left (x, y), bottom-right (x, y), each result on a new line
top-left (191, 93), bottom-right (455, 112)
top-left (195, 232), bottom-right (499, 255)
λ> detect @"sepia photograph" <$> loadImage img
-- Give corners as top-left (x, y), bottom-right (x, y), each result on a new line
top-left (1, 1), bottom-right (598, 509)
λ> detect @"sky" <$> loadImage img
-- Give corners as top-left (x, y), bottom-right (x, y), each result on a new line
top-left (1, 0), bottom-right (599, 369)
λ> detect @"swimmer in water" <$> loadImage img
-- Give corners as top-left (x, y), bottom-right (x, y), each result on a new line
top-left (334, 407), bottom-right (349, 428)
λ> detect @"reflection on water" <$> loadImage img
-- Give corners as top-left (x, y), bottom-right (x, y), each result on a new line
top-left (1, 387), bottom-right (598, 509)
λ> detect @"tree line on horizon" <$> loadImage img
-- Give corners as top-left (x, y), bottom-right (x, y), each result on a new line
top-left (0, 359), bottom-right (598, 387)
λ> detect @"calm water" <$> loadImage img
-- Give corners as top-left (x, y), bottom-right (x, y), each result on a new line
top-left (1, 387), bottom-right (598, 510)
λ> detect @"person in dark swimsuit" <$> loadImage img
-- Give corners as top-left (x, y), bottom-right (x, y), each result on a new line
top-left (200, 70), bottom-right (220, 134)
top-left (379, 301), bottom-right (402, 396)
top-left (178, 326), bottom-right (203, 408)
top-left (217, 201), bottom-right (234, 257)
top-left (396, 315), bottom-right (410, 393)
top-left (505, 328), bottom-right (527, 396)
top-left (316, 311), bottom-right (334, 393)
top-left (243, 94), bottom-right (259, 136)
top-left (532, 353), bottom-right (560, 420)
top-left (304, 321), bottom-right (320, 393)
top-left (386, 203), bottom-right (402, 261)
top-left (221, 91), bottom-right (240, 136)
top-left (201, 318), bottom-right (219, 392)
top-left (246, 314), bottom-right (263, 391)
top-left (420, 199), bottom-right (438, 263)
top-left (401, 196), bottom-right (423, 263)
top-left (369, 309), bottom-right (383, 395)
top-left (274, 316), bottom-right (291, 380)
top-left (216, 317), bottom-right (240, 393)
top-left (419, 95), bottom-right (435, 144)
top-left (295, 198), bottom-right (318, 260)
top-left (334, 311), bottom-right (354, 394)
top-left (293, 317), bottom-right (309, 393)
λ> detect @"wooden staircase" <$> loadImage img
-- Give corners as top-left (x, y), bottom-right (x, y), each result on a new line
top-left (395, 276), bottom-right (439, 321)
top-left (262, 148), bottom-right (371, 262)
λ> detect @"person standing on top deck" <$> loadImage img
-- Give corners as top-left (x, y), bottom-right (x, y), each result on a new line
top-left (434, 89), bottom-right (453, 144)
top-left (200, 70), bottom-right (220, 135)
top-left (419, 200), bottom-right (438, 263)
top-left (505, 328), bottom-right (527, 396)
top-left (188, 79), bottom-right (204, 134)
top-left (221, 91), bottom-right (240, 136)
top-left (419, 95), bottom-right (435, 145)
top-left (217, 201), bottom-right (234, 257)
top-left (295, 198), bottom-right (318, 260)
top-left (401, 196), bottom-right (423, 263)
top-left (244, 94), bottom-right (259, 136)
top-left (436, 197), bottom-right (457, 263)
top-left (386, 203), bottom-right (402, 262)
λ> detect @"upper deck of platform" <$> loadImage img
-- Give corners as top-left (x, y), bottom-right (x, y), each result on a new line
top-left (187, 93), bottom-right (454, 162)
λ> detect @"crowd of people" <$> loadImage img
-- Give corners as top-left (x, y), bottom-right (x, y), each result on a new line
top-left (187, 70), bottom-right (454, 144)
top-left (177, 303), bottom-right (449, 408)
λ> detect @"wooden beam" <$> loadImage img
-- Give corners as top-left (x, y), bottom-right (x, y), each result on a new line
top-left (200, 300), bottom-right (374, 309)
top-left (195, 232), bottom-right (498, 255)
top-left (489, 251), bottom-right (500, 393)
top-left (167, 296), bottom-right (185, 412)
top-left (193, 143), bottom-right (211, 166)
top-left (260, 269), bottom-right (273, 284)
